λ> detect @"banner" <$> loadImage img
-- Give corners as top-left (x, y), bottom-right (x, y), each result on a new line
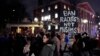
top-left (59, 10), bottom-right (79, 33)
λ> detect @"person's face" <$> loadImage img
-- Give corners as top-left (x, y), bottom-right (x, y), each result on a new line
top-left (43, 35), bottom-right (49, 43)
top-left (60, 33), bottom-right (65, 39)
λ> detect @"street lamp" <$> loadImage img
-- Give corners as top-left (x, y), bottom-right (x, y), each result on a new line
top-left (34, 17), bottom-right (38, 22)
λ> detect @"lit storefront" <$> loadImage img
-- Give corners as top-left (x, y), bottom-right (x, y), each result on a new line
top-left (6, 22), bottom-right (43, 34)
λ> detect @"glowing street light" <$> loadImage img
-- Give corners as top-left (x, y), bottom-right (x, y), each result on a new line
top-left (81, 19), bottom-right (88, 24)
top-left (34, 17), bottom-right (38, 22)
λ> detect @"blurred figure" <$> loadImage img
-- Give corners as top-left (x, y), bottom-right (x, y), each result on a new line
top-left (65, 33), bottom-right (69, 45)
top-left (40, 33), bottom-right (55, 56)
top-left (13, 33), bottom-right (26, 56)
top-left (51, 32), bottom-right (61, 56)
top-left (82, 32), bottom-right (92, 56)
top-left (0, 33), bottom-right (12, 56)
top-left (60, 32), bottom-right (70, 56)
top-left (23, 37), bottom-right (31, 56)
top-left (72, 33), bottom-right (83, 56)
top-left (29, 33), bottom-right (44, 56)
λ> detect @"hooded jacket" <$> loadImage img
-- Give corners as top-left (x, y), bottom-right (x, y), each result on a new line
top-left (40, 44), bottom-right (55, 56)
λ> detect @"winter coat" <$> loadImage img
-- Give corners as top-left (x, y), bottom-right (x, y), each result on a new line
top-left (40, 44), bottom-right (55, 56)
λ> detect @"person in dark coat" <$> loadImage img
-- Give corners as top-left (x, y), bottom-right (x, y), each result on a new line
top-left (29, 33), bottom-right (44, 56)
top-left (82, 32), bottom-right (92, 56)
top-left (72, 33), bottom-right (83, 56)
top-left (40, 33), bottom-right (55, 56)
top-left (13, 33), bottom-right (26, 56)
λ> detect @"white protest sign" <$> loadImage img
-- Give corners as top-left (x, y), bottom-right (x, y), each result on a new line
top-left (59, 10), bottom-right (79, 33)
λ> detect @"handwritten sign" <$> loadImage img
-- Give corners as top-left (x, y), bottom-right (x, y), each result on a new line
top-left (59, 10), bottom-right (79, 33)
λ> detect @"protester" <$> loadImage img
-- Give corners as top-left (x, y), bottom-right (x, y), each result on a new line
top-left (65, 33), bottom-right (69, 44)
top-left (72, 33), bottom-right (83, 56)
top-left (0, 30), bottom-right (99, 56)
top-left (13, 33), bottom-right (26, 56)
top-left (82, 32), bottom-right (92, 56)
top-left (51, 32), bottom-right (61, 56)
top-left (40, 33), bottom-right (55, 56)
top-left (29, 33), bottom-right (43, 56)
top-left (23, 37), bottom-right (31, 56)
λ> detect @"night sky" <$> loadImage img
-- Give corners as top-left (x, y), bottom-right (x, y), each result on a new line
top-left (0, 0), bottom-right (100, 23)
top-left (87, 0), bottom-right (100, 15)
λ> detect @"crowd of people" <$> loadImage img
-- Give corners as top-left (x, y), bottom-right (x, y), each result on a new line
top-left (0, 31), bottom-right (100, 56)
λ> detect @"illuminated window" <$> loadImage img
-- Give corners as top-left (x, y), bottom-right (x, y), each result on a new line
top-left (41, 15), bottom-right (51, 21)
top-left (41, 9), bottom-right (44, 12)
top-left (34, 17), bottom-right (38, 22)
top-left (48, 7), bottom-right (51, 11)
top-left (46, 15), bottom-right (51, 20)
top-left (55, 13), bottom-right (58, 18)
top-left (55, 5), bottom-right (58, 9)
top-left (64, 5), bottom-right (66, 9)
top-left (68, 7), bottom-right (70, 10)
top-left (48, 25), bottom-right (51, 30)
top-left (41, 16), bottom-right (44, 21)
top-left (55, 25), bottom-right (58, 30)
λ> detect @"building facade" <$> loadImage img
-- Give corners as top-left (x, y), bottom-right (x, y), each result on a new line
top-left (33, 0), bottom-right (78, 33)
top-left (77, 2), bottom-right (96, 36)
top-left (33, 0), bottom-right (96, 36)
